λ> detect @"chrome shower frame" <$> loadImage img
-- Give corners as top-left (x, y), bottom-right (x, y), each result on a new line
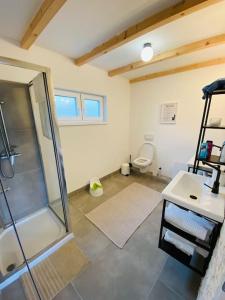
top-left (0, 56), bottom-right (72, 287)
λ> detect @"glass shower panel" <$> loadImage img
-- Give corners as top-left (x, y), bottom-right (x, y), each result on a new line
top-left (0, 80), bottom-right (48, 227)
top-left (27, 73), bottom-right (70, 300)
top-left (0, 62), bottom-right (70, 298)
top-left (29, 73), bottom-right (68, 226)
top-left (0, 78), bottom-right (67, 264)
top-left (0, 179), bottom-right (40, 299)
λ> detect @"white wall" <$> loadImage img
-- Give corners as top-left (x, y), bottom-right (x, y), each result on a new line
top-left (197, 219), bottom-right (225, 300)
top-left (130, 65), bottom-right (225, 178)
top-left (0, 38), bottom-right (130, 192)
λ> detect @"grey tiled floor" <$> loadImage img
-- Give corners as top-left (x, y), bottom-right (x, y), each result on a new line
top-left (54, 172), bottom-right (201, 300)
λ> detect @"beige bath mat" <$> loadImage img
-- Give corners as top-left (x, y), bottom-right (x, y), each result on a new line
top-left (86, 182), bottom-right (161, 248)
top-left (21, 239), bottom-right (89, 300)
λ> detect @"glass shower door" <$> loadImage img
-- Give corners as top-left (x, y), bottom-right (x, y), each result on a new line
top-left (0, 178), bottom-right (40, 300)
top-left (0, 80), bottom-right (41, 299)
top-left (0, 61), bottom-right (70, 299)
top-left (0, 73), bottom-right (70, 298)
top-left (29, 73), bottom-right (69, 228)
top-left (25, 73), bottom-right (71, 300)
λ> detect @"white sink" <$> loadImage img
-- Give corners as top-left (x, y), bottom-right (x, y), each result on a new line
top-left (162, 171), bottom-right (225, 222)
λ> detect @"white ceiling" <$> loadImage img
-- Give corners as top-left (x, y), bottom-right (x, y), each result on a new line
top-left (0, 0), bottom-right (225, 80)
top-left (36, 0), bottom-right (180, 58)
top-left (125, 44), bottom-right (225, 79)
top-left (0, 0), bottom-right (42, 41)
top-left (92, 1), bottom-right (225, 73)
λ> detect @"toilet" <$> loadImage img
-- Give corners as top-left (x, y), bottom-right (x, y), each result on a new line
top-left (133, 142), bottom-right (154, 173)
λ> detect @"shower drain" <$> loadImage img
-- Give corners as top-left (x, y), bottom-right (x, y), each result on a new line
top-left (6, 263), bottom-right (16, 272)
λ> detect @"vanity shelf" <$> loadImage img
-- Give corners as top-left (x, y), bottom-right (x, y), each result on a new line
top-left (160, 236), bottom-right (206, 275)
top-left (162, 219), bottom-right (211, 251)
top-left (160, 237), bottom-right (192, 265)
top-left (202, 126), bottom-right (225, 130)
top-left (158, 200), bottom-right (222, 276)
top-left (199, 155), bottom-right (225, 166)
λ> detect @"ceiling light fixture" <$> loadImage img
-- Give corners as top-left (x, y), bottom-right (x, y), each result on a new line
top-left (141, 43), bottom-right (154, 62)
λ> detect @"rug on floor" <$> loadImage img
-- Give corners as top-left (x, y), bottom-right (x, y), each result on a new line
top-left (21, 239), bottom-right (89, 300)
top-left (85, 182), bottom-right (162, 248)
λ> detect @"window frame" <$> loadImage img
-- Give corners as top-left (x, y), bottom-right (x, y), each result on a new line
top-left (54, 89), bottom-right (107, 126)
top-left (55, 90), bottom-right (81, 125)
top-left (81, 94), bottom-right (104, 122)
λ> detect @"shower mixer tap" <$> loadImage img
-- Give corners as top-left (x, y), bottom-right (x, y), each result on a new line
top-left (0, 101), bottom-right (21, 178)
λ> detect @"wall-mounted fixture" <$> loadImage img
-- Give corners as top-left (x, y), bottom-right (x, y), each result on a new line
top-left (141, 43), bottom-right (154, 62)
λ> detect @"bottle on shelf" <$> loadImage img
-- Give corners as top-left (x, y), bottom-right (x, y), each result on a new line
top-left (220, 142), bottom-right (225, 163)
top-left (198, 142), bottom-right (208, 160)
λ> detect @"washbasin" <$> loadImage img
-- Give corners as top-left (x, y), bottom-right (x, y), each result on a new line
top-left (171, 172), bottom-right (203, 200)
top-left (162, 171), bottom-right (225, 222)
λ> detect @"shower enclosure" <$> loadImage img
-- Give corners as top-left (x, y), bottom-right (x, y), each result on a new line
top-left (0, 57), bottom-right (71, 298)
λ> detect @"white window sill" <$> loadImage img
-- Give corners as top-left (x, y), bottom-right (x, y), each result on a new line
top-left (58, 121), bottom-right (108, 127)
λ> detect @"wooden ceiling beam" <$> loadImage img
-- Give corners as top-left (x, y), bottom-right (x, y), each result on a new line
top-left (109, 33), bottom-right (225, 77)
top-left (21, 0), bottom-right (67, 49)
top-left (130, 57), bottom-right (225, 83)
top-left (74, 0), bottom-right (222, 66)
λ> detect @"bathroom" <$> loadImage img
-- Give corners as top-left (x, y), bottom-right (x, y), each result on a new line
top-left (0, 0), bottom-right (225, 299)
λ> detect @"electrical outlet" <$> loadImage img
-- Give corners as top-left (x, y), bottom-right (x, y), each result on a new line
top-left (157, 167), bottom-right (162, 176)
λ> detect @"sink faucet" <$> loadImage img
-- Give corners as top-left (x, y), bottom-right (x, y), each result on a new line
top-left (203, 162), bottom-right (221, 194)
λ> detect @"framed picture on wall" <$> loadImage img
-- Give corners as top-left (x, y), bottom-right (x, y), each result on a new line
top-left (160, 102), bottom-right (177, 124)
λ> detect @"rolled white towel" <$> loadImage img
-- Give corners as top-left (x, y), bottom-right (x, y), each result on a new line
top-left (164, 230), bottom-right (195, 256)
top-left (187, 211), bottom-right (214, 234)
top-left (165, 203), bottom-right (211, 241)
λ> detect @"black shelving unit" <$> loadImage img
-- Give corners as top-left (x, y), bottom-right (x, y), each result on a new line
top-left (193, 80), bottom-right (225, 173)
top-left (158, 200), bottom-right (222, 276)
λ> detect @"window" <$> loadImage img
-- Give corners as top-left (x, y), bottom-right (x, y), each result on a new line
top-left (81, 94), bottom-right (103, 121)
top-left (54, 89), bottom-right (106, 125)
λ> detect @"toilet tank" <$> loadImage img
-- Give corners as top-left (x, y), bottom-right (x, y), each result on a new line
top-left (139, 142), bottom-right (154, 160)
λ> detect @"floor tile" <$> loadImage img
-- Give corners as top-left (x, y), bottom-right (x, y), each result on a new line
top-left (49, 239), bottom-right (89, 283)
top-left (68, 172), bottom-right (200, 300)
top-left (73, 244), bottom-right (155, 300)
top-left (72, 216), bottom-right (111, 260)
top-left (1, 279), bottom-right (30, 300)
top-left (159, 257), bottom-right (201, 300)
top-left (54, 283), bottom-right (82, 300)
top-left (148, 280), bottom-right (183, 300)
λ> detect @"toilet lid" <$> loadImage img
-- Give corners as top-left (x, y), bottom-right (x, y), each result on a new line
top-left (139, 142), bottom-right (154, 161)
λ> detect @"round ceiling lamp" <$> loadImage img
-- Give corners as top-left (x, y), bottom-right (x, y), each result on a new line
top-left (141, 43), bottom-right (154, 62)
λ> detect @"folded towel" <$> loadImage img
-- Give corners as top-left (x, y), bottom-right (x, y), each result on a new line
top-left (165, 204), bottom-right (214, 241)
top-left (164, 230), bottom-right (195, 256)
top-left (196, 247), bottom-right (209, 258)
top-left (187, 211), bottom-right (214, 233)
top-left (188, 210), bottom-right (215, 241)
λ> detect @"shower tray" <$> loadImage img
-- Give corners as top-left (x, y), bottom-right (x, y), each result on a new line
top-left (0, 207), bottom-right (73, 289)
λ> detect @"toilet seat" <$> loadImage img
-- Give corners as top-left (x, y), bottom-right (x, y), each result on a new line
top-left (132, 142), bottom-right (154, 173)
top-left (133, 157), bottom-right (152, 167)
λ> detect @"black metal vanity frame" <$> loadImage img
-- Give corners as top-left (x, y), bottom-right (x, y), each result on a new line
top-left (158, 199), bottom-right (222, 276)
